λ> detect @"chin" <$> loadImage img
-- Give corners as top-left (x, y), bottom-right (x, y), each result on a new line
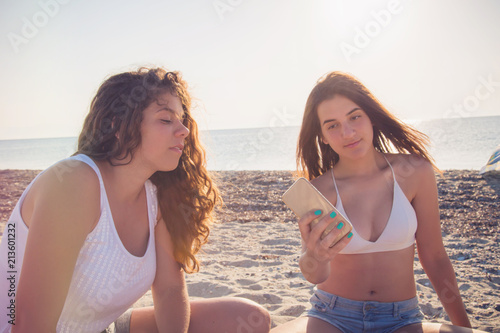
top-left (154, 162), bottom-right (180, 173)
top-left (343, 149), bottom-right (368, 160)
top-left (163, 165), bottom-right (180, 172)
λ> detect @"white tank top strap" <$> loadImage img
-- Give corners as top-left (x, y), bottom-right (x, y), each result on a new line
top-left (71, 154), bottom-right (105, 186)
top-left (71, 154), bottom-right (102, 177)
top-left (70, 154), bottom-right (111, 210)
top-left (70, 154), bottom-right (158, 225)
top-left (145, 180), bottom-right (158, 226)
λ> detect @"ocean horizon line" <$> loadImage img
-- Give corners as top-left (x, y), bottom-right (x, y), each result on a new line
top-left (1, 114), bottom-right (498, 142)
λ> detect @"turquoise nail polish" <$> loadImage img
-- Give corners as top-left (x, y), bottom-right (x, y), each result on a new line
top-left (330, 211), bottom-right (337, 218)
top-left (336, 222), bottom-right (344, 229)
top-left (347, 232), bottom-right (353, 238)
top-left (314, 210), bottom-right (322, 216)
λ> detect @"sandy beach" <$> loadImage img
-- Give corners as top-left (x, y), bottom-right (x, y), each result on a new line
top-left (0, 169), bottom-right (499, 332)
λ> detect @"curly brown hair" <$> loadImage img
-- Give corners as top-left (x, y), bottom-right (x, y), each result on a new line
top-left (297, 71), bottom-right (438, 180)
top-left (75, 67), bottom-right (220, 273)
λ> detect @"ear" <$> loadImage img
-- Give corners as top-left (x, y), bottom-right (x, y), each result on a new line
top-left (111, 117), bottom-right (119, 139)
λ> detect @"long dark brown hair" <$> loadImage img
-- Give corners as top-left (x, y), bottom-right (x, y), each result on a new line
top-left (297, 71), bottom-right (438, 180)
top-left (75, 67), bottom-right (220, 273)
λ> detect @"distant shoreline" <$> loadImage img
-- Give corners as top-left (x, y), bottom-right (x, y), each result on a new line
top-left (1, 117), bottom-right (499, 170)
top-left (1, 114), bottom-right (500, 142)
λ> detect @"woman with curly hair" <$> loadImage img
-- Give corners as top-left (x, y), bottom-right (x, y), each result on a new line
top-left (0, 67), bottom-right (270, 333)
top-left (272, 72), bottom-right (483, 332)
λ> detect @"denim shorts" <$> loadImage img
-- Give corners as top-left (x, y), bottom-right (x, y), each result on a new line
top-left (305, 288), bottom-right (424, 333)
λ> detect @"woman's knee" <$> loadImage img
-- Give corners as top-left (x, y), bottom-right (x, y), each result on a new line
top-left (232, 297), bottom-right (271, 333)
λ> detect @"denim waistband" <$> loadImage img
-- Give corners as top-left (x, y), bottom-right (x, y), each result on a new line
top-left (313, 288), bottom-right (419, 316)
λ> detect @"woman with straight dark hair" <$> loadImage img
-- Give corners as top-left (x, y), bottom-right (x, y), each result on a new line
top-left (0, 67), bottom-right (270, 333)
top-left (272, 72), bottom-right (484, 332)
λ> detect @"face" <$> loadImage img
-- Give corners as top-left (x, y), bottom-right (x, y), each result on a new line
top-left (317, 94), bottom-right (374, 160)
top-left (134, 92), bottom-right (190, 172)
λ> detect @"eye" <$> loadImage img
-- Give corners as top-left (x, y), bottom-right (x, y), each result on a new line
top-left (351, 114), bottom-right (361, 121)
top-left (327, 123), bottom-right (339, 130)
top-left (160, 119), bottom-right (172, 124)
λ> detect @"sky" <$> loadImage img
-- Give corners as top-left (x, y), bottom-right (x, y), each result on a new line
top-left (0, 0), bottom-right (499, 140)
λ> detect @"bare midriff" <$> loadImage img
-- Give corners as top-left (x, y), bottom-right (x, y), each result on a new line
top-left (318, 245), bottom-right (417, 302)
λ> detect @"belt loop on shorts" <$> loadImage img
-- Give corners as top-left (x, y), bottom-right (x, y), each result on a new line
top-left (393, 302), bottom-right (399, 318)
top-left (329, 293), bottom-right (338, 310)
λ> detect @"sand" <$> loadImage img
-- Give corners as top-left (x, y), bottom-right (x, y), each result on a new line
top-left (0, 169), bottom-right (499, 332)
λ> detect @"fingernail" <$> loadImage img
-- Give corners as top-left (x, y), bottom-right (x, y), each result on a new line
top-left (314, 210), bottom-right (322, 216)
top-left (336, 222), bottom-right (344, 229)
top-left (330, 211), bottom-right (337, 218)
top-left (347, 232), bottom-right (353, 238)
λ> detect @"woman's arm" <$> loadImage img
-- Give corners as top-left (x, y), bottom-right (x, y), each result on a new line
top-left (152, 219), bottom-right (190, 333)
top-left (413, 161), bottom-right (472, 328)
top-left (13, 161), bottom-right (100, 332)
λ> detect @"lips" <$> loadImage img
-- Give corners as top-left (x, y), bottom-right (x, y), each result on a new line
top-left (344, 139), bottom-right (361, 148)
top-left (170, 144), bottom-right (184, 154)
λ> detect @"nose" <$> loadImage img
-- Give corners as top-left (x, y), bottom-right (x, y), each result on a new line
top-left (176, 120), bottom-right (190, 138)
top-left (341, 122), bottom-right (355, 138)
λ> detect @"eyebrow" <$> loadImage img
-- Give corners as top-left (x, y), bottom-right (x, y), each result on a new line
top-left (322, 107), bottom-right (362, 126)
top-left (156, 107), bottom-right (186, 119)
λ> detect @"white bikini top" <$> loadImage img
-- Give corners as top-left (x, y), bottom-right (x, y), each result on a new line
top-left (334, 157), bottom-right (418, 254)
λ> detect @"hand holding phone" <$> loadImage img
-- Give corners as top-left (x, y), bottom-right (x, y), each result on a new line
top-left (282, 177), bottom-right (353, 247)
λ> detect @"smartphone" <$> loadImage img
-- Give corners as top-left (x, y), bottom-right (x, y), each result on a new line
top-left (282, 177), bottom-right (353, 247)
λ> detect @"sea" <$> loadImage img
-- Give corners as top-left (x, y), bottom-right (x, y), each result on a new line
top-left (0, 116), bottom-right (498, 171)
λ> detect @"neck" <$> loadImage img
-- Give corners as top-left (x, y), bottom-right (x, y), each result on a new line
top-left (335, 149), bottom-right (386, 177)
top-left (96, 158), bottom-right (153, 204)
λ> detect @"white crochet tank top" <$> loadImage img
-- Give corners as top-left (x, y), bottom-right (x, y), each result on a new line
top-left (0, 154), bottom-right (158, 332)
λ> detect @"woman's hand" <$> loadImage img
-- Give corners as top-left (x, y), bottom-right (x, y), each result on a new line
top-left (298, 209), bottom-right (351, 284)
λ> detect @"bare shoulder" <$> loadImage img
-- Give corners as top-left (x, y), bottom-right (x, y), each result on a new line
top-left (310, 171), bottom-right (331, 192)
top-left (385, 153), bottom-right (436, 200)
top-left (386, 153), bottom-right (434, 180)
top-left (310, 170), bottom-right (337, 204)
top-left (35, 159), bottom-right (100, 195)
top-left (23, 159), bottom-right (101, 229)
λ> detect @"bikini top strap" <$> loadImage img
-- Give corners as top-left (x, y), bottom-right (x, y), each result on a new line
top-left (330, 168), bottom-right (341, 197)
top-left (382, 154), bottom-right (396, 181)
top-left (331, 154), bottom-right (395, 192)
